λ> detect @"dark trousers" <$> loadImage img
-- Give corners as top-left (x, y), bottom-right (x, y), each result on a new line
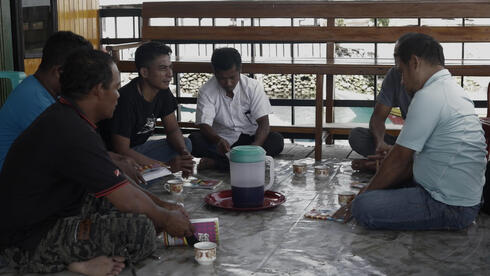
top-left (189, 131), bottom-right (284, 171)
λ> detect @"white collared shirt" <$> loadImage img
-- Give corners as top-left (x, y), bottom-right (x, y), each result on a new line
top-left (196, 74), bottom-right (272, 145)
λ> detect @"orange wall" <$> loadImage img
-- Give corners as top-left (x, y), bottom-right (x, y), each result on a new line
top-left (24, 0), bottom-right (100, 75)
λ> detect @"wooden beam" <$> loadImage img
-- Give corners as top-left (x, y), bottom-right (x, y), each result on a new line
top-left (324, 123), bottom-right (402, 136)
top-left (143, 26), bottom-right (490, 43)
top-left (142, 1), bottom-right (490, 19)
top-left (117, 61), bottom-right (490, 76)
top-left (177, 122), bottom-right (316, 134)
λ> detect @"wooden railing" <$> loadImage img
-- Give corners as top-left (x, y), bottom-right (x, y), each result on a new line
top-left (107, 0), bottom-right (490, 161)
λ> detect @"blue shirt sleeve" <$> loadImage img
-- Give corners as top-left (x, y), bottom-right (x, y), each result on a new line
top-left (377, 67), bottom-right (400, 108)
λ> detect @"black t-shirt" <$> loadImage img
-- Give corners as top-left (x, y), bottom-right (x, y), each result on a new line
top-left (0, 98), bottom-right (128, 250)
top-left (102, 78), bottom-right (178, 148)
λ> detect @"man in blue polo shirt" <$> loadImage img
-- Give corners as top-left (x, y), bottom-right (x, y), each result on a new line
top-left (334, 33), bottom-right (486, 230)
top-left (0, 31), bottom-right (93, 170)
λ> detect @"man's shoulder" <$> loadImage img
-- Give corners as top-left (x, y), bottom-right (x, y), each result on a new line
top-left (240, 74), bottom-right (260, 87)
top-left (3, 75), bottom-right (52, 108)
top-left (200, 76), bottom-right (218, 94)
top-left (158, 88), bottom-right (176, 100)
top-left (239, 74), bottom-right (263, 96)
top-left (118, 79), bottom-right (139, 99)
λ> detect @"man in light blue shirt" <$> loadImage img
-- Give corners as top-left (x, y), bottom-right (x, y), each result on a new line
top-left (335, 33), bottom-right (486, 230)
top-left (0, 31), bottom-right (93, 170)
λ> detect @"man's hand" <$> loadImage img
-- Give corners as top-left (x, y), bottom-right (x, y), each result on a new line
top-left (156, 209), bottom-right (194, 237)
top-left (375, 143), bottom-right (393, 158)
top-left (111, 153), bottom-right (146, 185)
top-left (169, 154), bottom-right (194, 176)
top-left (332, 202), bottom-right (353, 223)
top-left (156, 200), bottom-right (190, 218)
top-left (217, 138), bottom-right (231, 156)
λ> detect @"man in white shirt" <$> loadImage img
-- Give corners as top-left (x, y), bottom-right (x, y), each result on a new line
top-left (334, 33), bottom-right (486, 230)
top-left (189, 48), bottom-right (284, 171)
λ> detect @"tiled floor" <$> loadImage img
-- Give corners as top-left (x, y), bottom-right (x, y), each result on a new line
top-left (2, 143), bottom-right (489, 276)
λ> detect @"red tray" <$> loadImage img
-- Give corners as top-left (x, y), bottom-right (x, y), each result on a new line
top-left (204, 190), bottom-right (286, 211)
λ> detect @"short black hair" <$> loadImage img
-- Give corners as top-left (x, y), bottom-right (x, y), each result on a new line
top-left (211, 48), bottom-right (242, 72)
top-left (395, 33), bottom-right (445, 66)
top-left (39, 31), bottom-right (93, 71)
top-left (60, 50), bottom-right (115, 100)
top-left (135, 41), bottom-right (172, 74)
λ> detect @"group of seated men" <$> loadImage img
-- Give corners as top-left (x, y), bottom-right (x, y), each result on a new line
top-left (0, 30), bottom-right (487, 275)
top-left (0, 31), bottom-right (284, 275)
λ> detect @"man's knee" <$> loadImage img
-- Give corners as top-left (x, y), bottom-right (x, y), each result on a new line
top-left (348, 127), bottom-right (368, 146)
top-left (189, 131), bottom-right (206, 157)
top-left (348, 127), bottom-right (374, 156)
top-left (96, 214), bottom-right (156, 262)
top-left (264, 132), bottom-right (284, 157)
top-left (351, 192), bottom-right (377, 229)
top-left (120, 215), bottom-right (156, 262)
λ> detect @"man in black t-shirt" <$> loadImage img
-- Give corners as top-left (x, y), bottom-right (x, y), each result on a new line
top-left (0, 50), bottom-right (193, 275)
top-left (102, 42), bottom-right (194, 179)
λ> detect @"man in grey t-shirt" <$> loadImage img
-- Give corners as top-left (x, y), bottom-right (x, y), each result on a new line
top-left (348, 38), bottom-right (412, 170)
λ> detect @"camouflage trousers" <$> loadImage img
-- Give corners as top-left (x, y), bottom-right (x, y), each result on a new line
top-left (1, 195), bottom-right (156, 273)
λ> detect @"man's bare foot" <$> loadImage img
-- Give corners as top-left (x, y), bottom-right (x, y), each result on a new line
top-left (68, 256), bottom-right (125, 276)
top-left (351, 159), bottom-right (377, 172)
top-left (197, 158), bottom-right (216, 170)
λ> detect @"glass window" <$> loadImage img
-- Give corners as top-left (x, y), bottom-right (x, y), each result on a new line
top-left (215, 18), bottom-right (251, 27)
top-left (294, 106), bottom-right (323, 126)
top-left (334, 107), bottom-right (374, 124)
top-left (335, 18), bottom-right (374, 27)
top-left (102, 17), bottom-right (116, 38)
top-left (441, 43), bottom-right (462, 60)
top-left (335, 43), bottom-right (375, 61)
top-left (254, 44), bottom-right (292, 63)
top-left (178, 73), bottom-right (212, 97)
top-left (254, 74), bottom-right (292, 99)
top-left (177, 44), bottom-right (213, 62)
top-left (376, 18), bottom-right (418, 27)
top-left (376, 43), bottom-right (396, 60)
top-left (293, 44), bottom-right (326, 63)
top-left (149, 18), bottom-right (175, 27)
top-left (463, 76), bottom-right (490, 101)
top-left (465, 18), bottom-right (490, 26)
top-left (120, 72), bottom-right (138, 87)
top-left (465, 43), bottom-right (490, 59)
top-left (294, 74), bottom-right (316, 100)
top-left (179, 104), bottom-right (197, 123)
top-left (22, 0), bottom-right (56, 58)
top-left (269, 106), bottom-right (292, 126)
top-left (420, 18), bottom-right (463, 26)
top-left (116, 17), bottom-right (135, 38)
top-left (334, 75), bottom-right (376, 100)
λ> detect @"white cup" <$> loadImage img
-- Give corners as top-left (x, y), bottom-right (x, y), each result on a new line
top-left (314, 165), bottom-right (329, 179)
top-left (338, 191), bottom-right (356, 206)
top-left (194, 241), bottom-right (217, 265)
top-left (164, 179), bottom-right (184, 195)
top-left (293, 162), bottom-right (307, 177)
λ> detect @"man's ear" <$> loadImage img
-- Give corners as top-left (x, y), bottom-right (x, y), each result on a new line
top-left (410, 54), bottom-right (420, 71)
top-left (139, 67), bottom-right (149, 78)
top-left (53, 65), bottom-right (62, 80)
top-left (91, 83), bottom-right (105, 99)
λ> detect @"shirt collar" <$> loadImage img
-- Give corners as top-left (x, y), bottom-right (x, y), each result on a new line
top-left (422, 69), bottom-right (450, 89)
top-left (58, 97), bottom-right (97, 129)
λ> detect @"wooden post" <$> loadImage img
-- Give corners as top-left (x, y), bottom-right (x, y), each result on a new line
top-left (325, 17), bottom-right (335, 145)
top-left (315, 74), bottom-right (323, 161)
